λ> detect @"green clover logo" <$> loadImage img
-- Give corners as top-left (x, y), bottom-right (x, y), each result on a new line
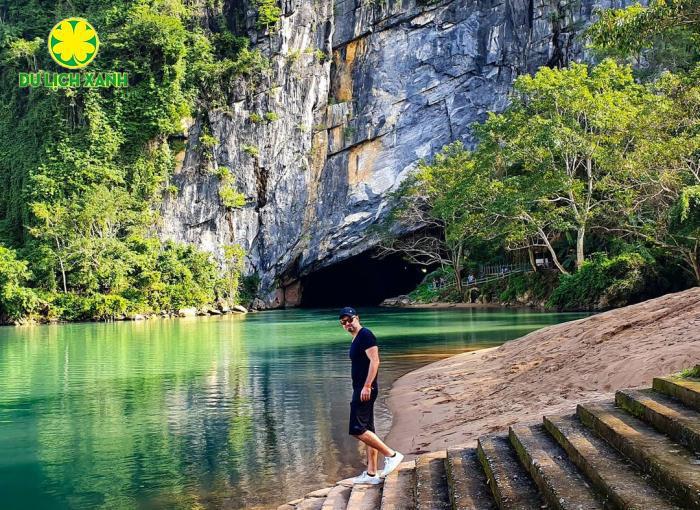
top-left (48, 18), bottom-right (99, 69)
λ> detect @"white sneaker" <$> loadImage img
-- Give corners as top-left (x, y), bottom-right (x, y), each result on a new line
top-left (380, 452), bottom-right (404, 478)
top-left (352, 470), bottom-right (382, 485)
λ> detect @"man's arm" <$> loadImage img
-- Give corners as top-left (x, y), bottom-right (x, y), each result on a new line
top-left (361, 346), bottom-right (380, 401)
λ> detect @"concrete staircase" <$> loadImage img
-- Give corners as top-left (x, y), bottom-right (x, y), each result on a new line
top-left (278, 375), bottom-right (700, 509)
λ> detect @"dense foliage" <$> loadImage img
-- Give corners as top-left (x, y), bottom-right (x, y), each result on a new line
top-left (547, 252), bottom-right (661, 310)
top-left (388, 9), bottom-right (700, 309)
top-left (0, 0), bottom-right (270, 323)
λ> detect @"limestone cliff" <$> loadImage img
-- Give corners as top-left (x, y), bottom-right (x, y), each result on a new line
top-left (159, 0), bottom-right (620, 307)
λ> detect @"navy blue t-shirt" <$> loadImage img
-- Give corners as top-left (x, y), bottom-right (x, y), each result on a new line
top-left (349, 327), bottom-right (378, 390)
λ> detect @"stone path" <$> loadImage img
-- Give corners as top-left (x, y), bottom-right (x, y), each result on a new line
top-left (279, 374), bottom-right (700, 509)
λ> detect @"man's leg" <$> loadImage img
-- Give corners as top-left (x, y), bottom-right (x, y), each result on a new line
top-left (354, 430), bottom-right (394, 457)
top-left (366, 444), bottom-right (378, 475)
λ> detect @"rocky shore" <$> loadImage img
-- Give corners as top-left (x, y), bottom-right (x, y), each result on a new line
top-left (386, 287), bottom-right (700, 455)
top-left (8, 303), bottom-right (250, 327)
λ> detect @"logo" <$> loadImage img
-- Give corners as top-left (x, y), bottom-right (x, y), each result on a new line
top-left (18, 17), bottom-right (128, 89)
top-left (47, 18), bottom-right (99, 70)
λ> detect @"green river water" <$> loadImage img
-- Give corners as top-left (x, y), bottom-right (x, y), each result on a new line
top-left (0, 307), bottom-right (587, 509)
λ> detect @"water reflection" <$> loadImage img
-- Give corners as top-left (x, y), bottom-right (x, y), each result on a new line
top-left (0, 308), bottom-right (586, 509)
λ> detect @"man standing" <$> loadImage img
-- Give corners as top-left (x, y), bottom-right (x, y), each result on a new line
top-left (339, 306), bottom-right (404, 484)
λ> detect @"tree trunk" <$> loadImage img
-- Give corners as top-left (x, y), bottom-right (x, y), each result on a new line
top-left (576, 226), bottom-right (585, 270)
top-left (690, 243), bottom-right (700, 286)
top-left (59, 257), bottom-right (67, 293)
top-left (54, 237), bottom-right (68, 293)
top-left (453, 245), bottom-right (463, 296)
top-left (528, 246), bottom-right (537, 272)
top-left (536, 227), bottom-right (569, 275)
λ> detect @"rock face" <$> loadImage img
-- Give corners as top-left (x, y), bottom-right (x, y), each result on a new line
top-left (160, 0), bottom-right (619, 307)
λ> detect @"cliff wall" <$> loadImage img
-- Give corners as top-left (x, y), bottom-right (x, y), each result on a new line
top-left (160, 0), bottom-right (620, 307)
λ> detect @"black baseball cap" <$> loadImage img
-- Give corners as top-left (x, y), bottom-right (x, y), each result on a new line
top-left (338, 306), bottom-right (357, 319)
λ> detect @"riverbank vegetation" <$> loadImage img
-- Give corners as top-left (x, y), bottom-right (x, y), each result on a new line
top-left (384, 3), bottom-right (700, 311)
top-left (0, 0), bottom-right (270, 324)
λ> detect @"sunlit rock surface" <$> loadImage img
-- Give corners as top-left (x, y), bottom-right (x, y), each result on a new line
top-left (160, 0), bottom-right (620, 306)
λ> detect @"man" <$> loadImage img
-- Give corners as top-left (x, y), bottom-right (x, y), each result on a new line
top-left (339, 306), bottom-right (404, 485)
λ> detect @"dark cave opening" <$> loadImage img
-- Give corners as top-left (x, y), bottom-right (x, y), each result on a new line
top-left (300, 251), bottom-right (430, 307)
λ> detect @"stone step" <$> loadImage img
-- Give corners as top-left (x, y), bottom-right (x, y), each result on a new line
top-left (346, 482), bottom-right (383, 510)
top-left (578, 401), bottom-right (700, 509)
top-left (654, 377), bottom-right (700, 412)
top-left (380, 460), bottom-right (416, 510)
top-left (509, 424), bottom-right (603, 510)
top-left (278, 500), bottom-right (302, 510)
top-left (617, 388), bottom-right (700, 453)
top-left (544, 414), bottom-right (678, 510)
top-left (445, 447), bottom-right (497, 510)
top-left (299, 496), bottom-right (328, 510)
top-left (322, 481), bottom-right (353, 510)
top-left (415, 450), bottom-right (451, 510)
top-left (299, 487), bottom-right (334, 510)
top-left (477, 434), bottom-right (545, 509)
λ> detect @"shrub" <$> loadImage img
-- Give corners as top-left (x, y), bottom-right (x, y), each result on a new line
top-left (242, 144), bottom-right (259, 157)
top-left (84, 294), bottom-right (130, 321)
top-left (314, 49), bottom-right (327, 63)
top-left (0, 246), bottom-right (41, 321)
top-left (255, 0), bottom-right (282, 30)
top-left (239, 273), bottom-right (260, 305)
top-left (678, 366), bottom-right (700, 379)
top-left (497, 272), bottom-right (558, 304)
top-left (548, 252), bottom-right (659, 311)
top-left (220, 187), bottom-right (245, 208)
top-left (199, 132), bottom-right (218, 149)
top-left (408, 267), bottom-right (455, 303)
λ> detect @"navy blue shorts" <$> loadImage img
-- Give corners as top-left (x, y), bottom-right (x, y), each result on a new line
top-left (349, 387), bottom-right (378, 436)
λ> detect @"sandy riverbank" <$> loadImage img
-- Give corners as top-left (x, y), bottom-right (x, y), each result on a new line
top-left (385, 287), bottom-right (700, 456)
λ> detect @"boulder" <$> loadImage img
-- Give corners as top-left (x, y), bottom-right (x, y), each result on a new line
top-left (216, 299), bottom-right (231, 313)
top-left (178, 307), bottom-right (198, 317)
top-left (251, 298), bottom-right (266, 310)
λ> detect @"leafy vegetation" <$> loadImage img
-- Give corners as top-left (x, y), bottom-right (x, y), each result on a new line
top-left (0, 0), bottom-right (265, 323)
top-left (387, 11), bottom-right (700, 310)
top-left (216, 167), bottom-right (246, 209)
top-left (254, 0), bottom-right (282, 31)
top-left (678, 365), bottom-right (700, 379)
top-left (547, 253), bottom-right (662, 310)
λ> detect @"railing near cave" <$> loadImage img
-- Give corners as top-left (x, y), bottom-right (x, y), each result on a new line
top-left (432, 262), bottom-right (540, 290)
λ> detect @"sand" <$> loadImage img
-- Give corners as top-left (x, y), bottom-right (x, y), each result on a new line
top-left (385, 287), bottom-right (700, 456)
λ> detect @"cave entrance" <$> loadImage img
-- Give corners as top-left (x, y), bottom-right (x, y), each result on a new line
top-left (300, 251), bottom-right (430, 307)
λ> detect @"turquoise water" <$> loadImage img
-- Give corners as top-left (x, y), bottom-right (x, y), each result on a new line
top-left (0, 307), bottom-right (586, 509)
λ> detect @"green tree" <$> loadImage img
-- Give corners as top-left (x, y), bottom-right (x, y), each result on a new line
top-left (475, 60), bottom-right (659, 271)
top-left (0, 245), bottom-right (41, 321)
top-left (381, 142), bottom-right (497, 294)
top-left (28, 202), bottom-right (72, 293)
top-left (222, 244), bottom-right (245, 304)
top-left (589, 0), bottom-right (700, 55)
top-left (0, 0), bottom-right (262, 321)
